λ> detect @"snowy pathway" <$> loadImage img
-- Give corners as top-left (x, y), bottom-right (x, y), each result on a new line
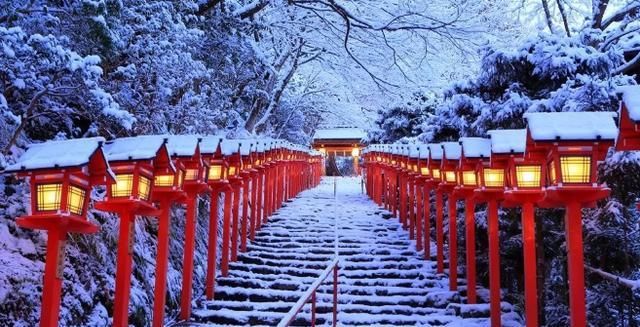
top-left (186, 177), bottom-right (522, 326)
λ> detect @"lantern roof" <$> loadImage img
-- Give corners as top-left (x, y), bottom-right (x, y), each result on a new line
top-left (618, 85), bottom-right (640, 122)
top-left (459, 137), bottom-right (491, 158)
top-left (523, 112), bottom-right (618, 142)
top-left (239, 141), bottom-right (254, 156)
top-left (221, 140), bottom-right (241, 155)
top-left (103, 135), bottom-right (169, 161)
top-left (4, 137), bottom-right (110, 173)
top-left (416, 144), bottom-right (430, 159)
top-left (428, 144), bottom-right (443, 160)
top-left (200, 135), bottom-right (225, 155)
top-left (166, 135), bottom-right (201, 157)
top-left (441, 142), bottom-right (462, 160)
top-left (487, 129), bottom-right (526, 154)
top-left (408, 145), bottom-right (421, 158)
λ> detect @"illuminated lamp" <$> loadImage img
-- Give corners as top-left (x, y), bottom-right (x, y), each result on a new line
top-left (3, 137), bottom-right (111, 327)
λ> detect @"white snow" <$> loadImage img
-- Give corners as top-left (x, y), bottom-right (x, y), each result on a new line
top-left (3, 137), bottom-right (106, 172)
top-left (200, 136), bottom-right (225, 155)
top-left (441, 142), bottom-right (462, 160)
top-left (523, 112), bottom-right (618, 141)
top-left (618, 85), bottom-right (640, 122)
top-left (313, 128), bottom-right (367, 141)
top-left (428, 144), bottom-right (444, 160)
top-left (166, 135), bottom-right (201, 157)
top-left (459, 137), bottom-right (491, 158)
top-left (103, 135), bottom-right (167, 161)
top-left (487, 129), bottom-right (526, 154)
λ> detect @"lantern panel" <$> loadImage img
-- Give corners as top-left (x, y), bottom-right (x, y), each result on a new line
top-left (37, 183), bottom-right (62, 212)
top-left (444, 171), bottom-right (456, 183)
top-left (177, 171), bottom-right (184, 187)
top-left (420, 167), bottom-right (430, 176)
top-left (432, 168), bottom-right (441, 179)
top-left (154, 174), bottom-right (174, 187)
top-left (351, 148), bottom-right (360, 157)
top-left (112, 174), bottom-right (134, 197)
top-left (185, 168), bottom-right (199, 181)
top-left (229, 166), bottom-right (237, 177)
top-left (209, 165), bottom-right (223, 180)
top-left (461, 171), bottom-right (476, 186)
top-left (483, 168), bottom-right (504, 187)
top-left (138, 176), bottom-right (151, 200)
top-left (516, 165), bottom-right (541, 188)
top-left (560, 156), bottom-right (591, 184)
top-left (67, 185), bottom-right (86, 215)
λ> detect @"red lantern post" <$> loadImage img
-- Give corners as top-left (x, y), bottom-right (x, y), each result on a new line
top-left (440, 142), bottom-right (462, 292)
top-left (407, 148), bottom-right (419, 240)
top-left (240, 143), bottom-right (256, 253)
top-left (4, 138), bottom-right (110, 327)
top-left (96, 136), bottom-right (173, 327)
top-left (427, 144), bottom-right (444, 271)
top-left (524, 112), bottom-right (617, 327)
top-left (200, 137), bottom-right (231, 300)
top-left (167, 136), bottom-right (210, 321)
top-left (455, 137), bottom-right (490, 304)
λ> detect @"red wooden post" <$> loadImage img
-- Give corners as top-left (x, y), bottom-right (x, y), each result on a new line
top-left (408, 179), bottom-right (415, 239)
top-left (221, 189), bottom-right (233, 276)
top-left (206, 188), bottom-right (220, 300)
top-left (152, 199), bottom-right (172, 327)
top-left (256, 168), bottom-right (264, 230)
top-left (464, 198), bottom-right (476, 304)
top-left (487, 199), bottom-right (501, 327)
top-left (40, 229), bottom-right (67, 327)
top-left (250, 172), bottom-right (258, 239)
top-left (435, 191), bottom-right (444, 274)
top-left (399, 174), bottom-right (407, 227)
top-left (566, 201), bottom-right (586, 327)
top-left (447, 194), bottom-right (458, 291)
top-left (241, 175), bottom-right (250, 253)
top-left (113, 211), bottom-right (135, 327)
top-left (424, 185), bottom-right (431, 260)
top-left (522, 201), bottom-right (538, 327)
top-left (179, 195), bottom-right (198, 320)
top-left (415, 182), bottom-right (423, 251)
top-left (231, 181), bottom-right (241, 262)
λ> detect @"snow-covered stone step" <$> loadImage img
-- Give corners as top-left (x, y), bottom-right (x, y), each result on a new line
top-left (185, 177), bottom-right (522, 326)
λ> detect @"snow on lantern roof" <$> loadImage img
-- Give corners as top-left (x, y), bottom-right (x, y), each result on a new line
top-left (221, 139), bottom-right (241, 156)
top-left (200, 136), bottom-right (225, 155)
top-left (523, 112), bottom-right (618, 141)
top-left (103, 135), bottom-right (167, 161)
top-left (459, 137), bottom-right (491, 159)
top-left (313, 127), bottom-right (366, 141)
top-left (239, 141), bottom-right (254, 156)
top-left (4, 137), bottom-right (108, 172)
top-left (428, 144), bottom-right (443, 160)
top-left (441, 142), bottom-right (462, 160)
top-left (417, 144), bottom-right (430, 159)
top-left (487, 129), bottom-right (526, 154)
top-left (618, 85), bottom-right (640, 121)
top-left (408, 145), bottom-right (420, 158)
top-left (166, 135), bottom-right (201, 157)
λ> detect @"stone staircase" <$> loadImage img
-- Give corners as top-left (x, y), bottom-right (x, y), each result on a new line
top-left (185, 177), bottom-right (523, 326)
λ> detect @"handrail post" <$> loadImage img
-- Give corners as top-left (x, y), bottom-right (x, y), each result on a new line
top-left (333, 264), bottom-right (338, 326)
top-left (311, 291), bottom-right (316, 327)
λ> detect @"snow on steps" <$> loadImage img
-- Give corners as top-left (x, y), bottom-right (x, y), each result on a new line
top-left (182, 177), bottom-right (523, 326)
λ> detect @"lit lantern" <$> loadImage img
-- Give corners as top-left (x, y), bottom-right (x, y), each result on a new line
top-left (200, 136), bottom-right (230, 301)
top-left (96, 136), bottom-right (175, 327)
top-left (440, 141), bottom-right (462, 292)
top-left (477, 129), bottom-right (527, 327)
top-left (456, 137), bottom-right (492, 305)
top-left (523, 112), bottom-right (617, 327)
top-left (351, 146), bottom-right (360, 157)
top-left (219, 140), bottom-right (244, 276)
top-left (165, 135), bottom-right (209, 321)
top-left (427, 143), bottom-right (445, 274)
top-left (3, 137), bottom-right (111, 327)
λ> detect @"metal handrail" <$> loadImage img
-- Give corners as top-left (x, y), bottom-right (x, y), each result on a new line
top-left (277, 258), bottom-right (339, 327)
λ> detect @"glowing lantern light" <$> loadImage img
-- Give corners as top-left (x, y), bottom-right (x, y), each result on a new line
top-left (3, 137), bottom-right (111, 327)
top-left (524, 112), bottom-right (617, 327)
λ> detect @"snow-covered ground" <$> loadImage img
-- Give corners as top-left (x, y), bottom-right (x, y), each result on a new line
top-left (185, 177), bottom-right (523, 326)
